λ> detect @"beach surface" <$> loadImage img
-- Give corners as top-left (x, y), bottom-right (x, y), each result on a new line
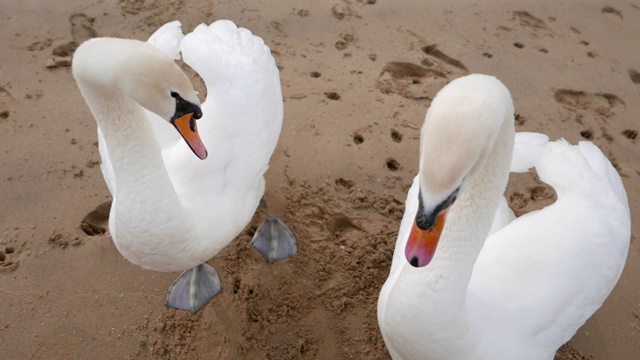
top-left (1, 1), bottom-right (639, 358)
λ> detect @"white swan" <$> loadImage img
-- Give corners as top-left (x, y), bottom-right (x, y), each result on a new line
top-left (73, 20), bottom-right (297, 313)
top-left (377, 74), bottom-right (630, 359)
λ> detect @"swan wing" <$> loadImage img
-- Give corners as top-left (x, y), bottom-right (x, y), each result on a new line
top-left (147, 20), bottom-right (184, 60)
top-left (490, 132), bottom-right (548, 235)
top-left (159, 20), bottom-right (282, 206)
top-left (511, 132), bottom-right (549, 173)
top-left (469, 139), bottom-right (630, 351)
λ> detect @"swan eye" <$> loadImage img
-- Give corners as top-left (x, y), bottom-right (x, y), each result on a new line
top-left (170, 91), bottom-right (179, 98)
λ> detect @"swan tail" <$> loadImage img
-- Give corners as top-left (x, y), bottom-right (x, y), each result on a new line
top-left (510, 132), bottom-right (549, 173)
top-left (147, 20), bottom-right (185, 60)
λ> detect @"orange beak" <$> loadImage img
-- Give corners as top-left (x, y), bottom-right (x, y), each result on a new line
top-left (172, 113), bottom-right (208, 160)
top-left (405, 209), bottom-right (448, 267)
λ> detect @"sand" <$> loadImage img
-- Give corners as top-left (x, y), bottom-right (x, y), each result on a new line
top-left (1, 0), bottom-right (639, 359)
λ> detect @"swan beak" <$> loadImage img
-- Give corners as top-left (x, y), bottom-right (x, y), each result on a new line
top-left (172, 113), bottom-right (208, 160)
top-left (405, 210), bottom-right (448, 267)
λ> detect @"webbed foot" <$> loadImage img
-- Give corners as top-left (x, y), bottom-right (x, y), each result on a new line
top-left (251, 198), bottom-right (297, 262)
top-left (166, 263), bottom-right (221, 313)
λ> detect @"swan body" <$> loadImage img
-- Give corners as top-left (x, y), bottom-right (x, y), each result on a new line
top-left (377, 74), bottom-right (630, 359)
top-left (73, 20), bottom-right (296, 312)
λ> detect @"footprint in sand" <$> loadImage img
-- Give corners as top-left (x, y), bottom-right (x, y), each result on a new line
top-left (421, 45), bottom-right (469, 73)
top-left (553, 89), bottom-right (626, 146)
top-left (554, 89), bottom-right (624, 118)
top-left (335, 33), bottom-right (355, 51)
top-left (80, 201), bottom-right (112, 236)
top-left (0, 246), bottom-right (20, 273)
top-left (0, 86), bottom-right (19, 122)
top-left (509, 185), bottom-right (557, 217)
top-left (509, 11), bottom-right (554, 53)
top-left (70, 13), bottom-right (98, 44)
top-left (601, 5), bottom-right (623, 19)
top-left (331, 3), bottom-right (358, 21)
top-left (47, 13), bottom-right (98, 69)
top-left (512, 11), bottom-right (550, 31)
top-left (375, 62), bottom-right (448, 100)
top-left (376, 43), bottom-right (468, 99)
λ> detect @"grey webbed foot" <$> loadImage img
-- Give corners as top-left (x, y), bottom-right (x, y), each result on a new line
top-left (251, 198), bottom-right (297, 262)
top-left (166, 263), bottom-right (221, 313)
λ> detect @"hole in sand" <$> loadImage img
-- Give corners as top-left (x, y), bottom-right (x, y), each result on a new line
top-left (335, 178), bottom-right (355, 189)
top-left (622, 129), bottom-right (637, 140)
top-left (580, 129), bottom-right (593, 139)
top-left (353, 133), bottom-right (364, 144)
top-left (391, 129), bottom-right (403, 143)
top-left (628, 69), bottom-right (640, 84)
top-left (0, 252), bottom-right (5, 262)
top-left (310, 71), bottom-right (321, 78)
top-left (5, 247), bottom-right (14, 254)
top-left (386, 158), bottom-right (400, 171)
top-left (325, 92), bottom-right (341, 100)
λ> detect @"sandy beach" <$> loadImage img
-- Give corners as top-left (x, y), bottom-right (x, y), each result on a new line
top-left (0, 0), bottom-right (638, 358)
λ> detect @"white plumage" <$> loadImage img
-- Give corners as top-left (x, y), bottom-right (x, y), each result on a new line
top-left (378, 74), bottom-right (630, 359)
top-left (74, 20), bottom-right (295, 312)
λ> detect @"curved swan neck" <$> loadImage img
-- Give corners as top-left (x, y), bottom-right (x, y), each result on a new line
top-left (428, 117), bottom-right (514, 295)
top-left (75, 71), bottom-right (183, 219)
top-left (386, 117), bottom-right (514, 359)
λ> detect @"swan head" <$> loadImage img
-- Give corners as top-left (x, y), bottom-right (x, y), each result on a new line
top-left (73, 37), bottom-right (208, 159)
top-left (405, 74), bottom-right (514, 267)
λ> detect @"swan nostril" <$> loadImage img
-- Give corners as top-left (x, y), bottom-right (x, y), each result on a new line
top-left (409, 257), bottom-right (419, 267)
